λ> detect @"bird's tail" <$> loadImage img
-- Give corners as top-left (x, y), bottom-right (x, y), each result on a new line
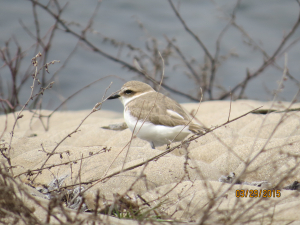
top-left (188, 123), bottom-right (209, 135)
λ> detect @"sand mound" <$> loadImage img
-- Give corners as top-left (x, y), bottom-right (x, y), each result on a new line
top-left (1, 100), bottom-right (300, 224)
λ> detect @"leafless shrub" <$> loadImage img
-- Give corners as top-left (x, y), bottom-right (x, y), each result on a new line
top-left (23, 0), bottom-right (300, 103)
top-left (1, 1), bottom-right (300, 225)
top-left (0, 39), bottom-right (30, 113)
top-left (0, 163), bottom-right (41, 225)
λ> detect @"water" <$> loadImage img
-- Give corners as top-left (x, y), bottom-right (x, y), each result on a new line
top-left (1, 0), bottom-right (300, 113)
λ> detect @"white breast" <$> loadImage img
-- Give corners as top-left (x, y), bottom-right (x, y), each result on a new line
top-left (124, 109), bottom-right (192, 147)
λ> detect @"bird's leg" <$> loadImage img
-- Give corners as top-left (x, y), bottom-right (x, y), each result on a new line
top-left (166, 143), bottom-right (171, 150)
top-left (181, 141), bottom-right (190, 150)
top-left (150, 142), bottom-right (155, 149)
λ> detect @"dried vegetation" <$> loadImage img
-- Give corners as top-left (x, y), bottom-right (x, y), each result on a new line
top-left (1, 0), bottom-right (300, 224)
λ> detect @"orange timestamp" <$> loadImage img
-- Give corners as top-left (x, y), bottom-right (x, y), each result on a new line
top-left (236, 189), bottom-right (281, 198)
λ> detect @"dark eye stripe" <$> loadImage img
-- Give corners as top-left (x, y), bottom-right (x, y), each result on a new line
top-left (124, 90), bottom-right (133, 94)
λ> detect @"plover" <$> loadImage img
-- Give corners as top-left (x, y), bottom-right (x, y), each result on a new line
top-left (108, 81), bottom-right (206, 149)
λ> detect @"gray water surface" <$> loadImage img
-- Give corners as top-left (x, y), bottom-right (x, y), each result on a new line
top-left (1, 0), bottom-right (300, 112)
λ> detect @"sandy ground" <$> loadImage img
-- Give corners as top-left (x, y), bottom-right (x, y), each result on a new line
top-left (1, 99), bottom-right (300, 224)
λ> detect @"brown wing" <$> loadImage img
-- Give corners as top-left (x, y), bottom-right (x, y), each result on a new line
top-left (127, 92), bottom-right (205, 134)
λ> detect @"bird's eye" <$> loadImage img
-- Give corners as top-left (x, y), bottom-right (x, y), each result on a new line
top-left (124, 90), bottom-right (133, 94)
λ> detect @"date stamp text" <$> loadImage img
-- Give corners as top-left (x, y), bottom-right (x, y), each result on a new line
top-left (236, 189), bottom-right (281, 198)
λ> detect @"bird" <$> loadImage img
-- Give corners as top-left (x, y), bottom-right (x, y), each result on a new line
top-left (108, 81), bottom-right (207, 149)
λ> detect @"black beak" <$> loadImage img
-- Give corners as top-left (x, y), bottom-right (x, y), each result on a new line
top-left (108, 94), bottom-right (120, 100)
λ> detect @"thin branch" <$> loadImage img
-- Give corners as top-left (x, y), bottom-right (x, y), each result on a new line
top-left (220, 2), bottom-right (300, 99)
top-left (57, 106), bottom-right (262, 192)
top-left (31, 83), bottom-right (114, 183)
top-left (29, 0), bottom-right (199, 102)
top-left (208, 0), bottom-right (241, 99)
top-left (164, 35), bottom-right (200, 83)
top-left (31, 75), bottom-right (121, 131)
top-left (167, 0), bottom-right (213, 62)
